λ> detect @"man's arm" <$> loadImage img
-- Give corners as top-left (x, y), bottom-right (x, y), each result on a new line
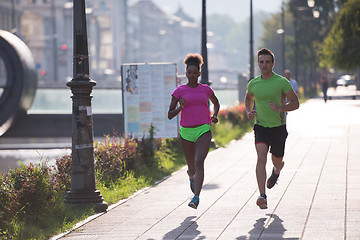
top-left (270, 89), bottom-right (299, 112)
top-left (244, 91), bottom-right (256, 119)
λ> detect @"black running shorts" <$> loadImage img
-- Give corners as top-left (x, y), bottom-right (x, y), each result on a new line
top-left (253, 124), bottom-right (288, 158)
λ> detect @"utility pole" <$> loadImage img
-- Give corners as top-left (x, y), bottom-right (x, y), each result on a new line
top-left (281, 0), bottom-right (286, 71)
top-left (249, 0), bottom-right (254, 81)
top-left (51, 0), bottom-right (58, 82)
top-left (201, 0), bottom-right (209, 85)
top-left (64, 0), bottom-right (107, 213)
top-left (10, 0), bottom-right (16, 32)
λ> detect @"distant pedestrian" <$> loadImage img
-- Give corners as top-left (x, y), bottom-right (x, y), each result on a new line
top-left (284, 69), bottom-right (299, 96)
top-left (244, 48), bottom-right (299, 209)
top-left (168, 53), bottom-right (220, 209)
top-left (320, 71), bottom-right (329, 102)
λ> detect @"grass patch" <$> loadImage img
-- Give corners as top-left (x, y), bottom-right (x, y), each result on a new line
top-left (212, 121), bottom-right (253, 148)
top-left (97, 172), bottom-right (149, 205)
top-left (1, 194), bottom-right (94, 240)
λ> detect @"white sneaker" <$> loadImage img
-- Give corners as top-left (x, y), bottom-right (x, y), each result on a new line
top-left (256, 195), bottom-right (268, 209)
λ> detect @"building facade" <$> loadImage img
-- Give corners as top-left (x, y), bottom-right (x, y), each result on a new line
top-left (1, 0), bottom-right (239, 89)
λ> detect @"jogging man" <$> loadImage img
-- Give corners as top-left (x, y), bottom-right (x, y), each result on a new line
top-left (244, 48), bottom-right (299, 209)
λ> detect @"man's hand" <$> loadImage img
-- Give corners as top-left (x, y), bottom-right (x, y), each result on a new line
top-left (269, 101), bottom-right (281, 112)
top-left (247, 110), bottom-right (256, 120)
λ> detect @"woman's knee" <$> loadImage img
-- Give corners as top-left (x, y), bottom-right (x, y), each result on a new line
top-left (195, 158), bottom-right (205, 170)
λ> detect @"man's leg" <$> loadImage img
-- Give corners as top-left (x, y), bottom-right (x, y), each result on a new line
top-left (271, 155), bottom-right (284, 175)
top-left (267, 125), bottom-right (287, 189)
top-left (267, 155), bottom-right (284, 189)
top-left (255, 143), bottom-right (269, 209)
top-left (255, 143), bottom-right (269, 196)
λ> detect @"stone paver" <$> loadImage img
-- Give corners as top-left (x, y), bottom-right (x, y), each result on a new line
top-left (54, 87), bottom-right (360, 240)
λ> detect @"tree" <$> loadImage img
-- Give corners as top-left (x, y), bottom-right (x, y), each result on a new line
top-left (207, 12), bottom-right (271, 71)
top-left (260, 0), bottom-right (346, 95)
top-left (320, 0), bottom-right (360, 70)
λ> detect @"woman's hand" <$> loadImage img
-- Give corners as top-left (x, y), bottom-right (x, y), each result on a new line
top-left (211, 115), bottom-right (218, 124)
top-left (179, 98), bottom-right (185, 109)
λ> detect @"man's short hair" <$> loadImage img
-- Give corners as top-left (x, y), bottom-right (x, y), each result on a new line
top-left (257, 48), bottom-right (274, 63)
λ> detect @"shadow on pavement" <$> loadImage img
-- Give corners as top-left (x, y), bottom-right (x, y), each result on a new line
top-left (202, 183), bottom-right (220, 190)
top-left (236, 214), bottom-right (299, 240)
top-left (161, 216), bottom-right (205, 240)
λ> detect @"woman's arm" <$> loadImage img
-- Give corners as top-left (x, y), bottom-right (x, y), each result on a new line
top-left (209, 93), bottom-right (220, 123)
top-left (168, 96), bottom-right (184, 120)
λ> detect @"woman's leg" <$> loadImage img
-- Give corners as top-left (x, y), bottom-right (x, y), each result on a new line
top-left (181, 138), bottom-right (196, 181)
top-left (193, 131), bottom-right (212, 196)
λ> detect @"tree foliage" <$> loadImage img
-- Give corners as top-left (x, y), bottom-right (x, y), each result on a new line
top-left (259, 0), bottom-right (347, 95)
top-left (207, 12), bottom-right (271, 71)
top-left (320, 0), bottom-right (360, 70)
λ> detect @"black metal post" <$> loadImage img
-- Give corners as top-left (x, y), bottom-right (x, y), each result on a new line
top-left (64, 0), bottom-right (107, 213)
top-left (123, 0), bottom-right (128, 63)
top-left (249, 0), bottom-right (254, 81)
top-left (281, 0), bottom-right (286, 71)
top-left (51, 0), bottom-right (58, 82)
top-left (294, 11), bottom-right (298, 81)
top-left (10, 0), bottom-right (16, 32)
top-left (201, 0), bottom-right (209, 85)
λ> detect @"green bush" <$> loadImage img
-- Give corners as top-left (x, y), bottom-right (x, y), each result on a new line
top-left (6, 162), bottom-right (57, 217)
top-left (138, 125), bottom-right (157, 168)
top-left (0, 162), bottom-right (59, 239)
top-left (94, 134), bottom-right (139, 185)
top-left (55, 154), bottom-right (72, 192)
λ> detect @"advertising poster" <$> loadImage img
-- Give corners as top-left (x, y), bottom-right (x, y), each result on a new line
top-left (122, 63), bottom-right (178, 138)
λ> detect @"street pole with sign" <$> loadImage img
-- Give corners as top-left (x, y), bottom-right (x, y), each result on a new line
top-left (64, 0), bottom-right (107, 213)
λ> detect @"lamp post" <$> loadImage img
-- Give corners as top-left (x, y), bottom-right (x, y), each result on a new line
top-left (200, 0), bottom-right (209, 85)
top-left (10, 0), bottom-right (16, 32)
top-left (249, 0), bottom-right (254, 81)
top-left (64, 0), bottom-right (107, 213)
top-left (281, 0), bottom-right (285, 71)
top-left (294, 11), bottom-right (298, 81)
top-left (51, 0), bottom-right (58, 82)
top-left (293, 0), bottom-right (320, 94)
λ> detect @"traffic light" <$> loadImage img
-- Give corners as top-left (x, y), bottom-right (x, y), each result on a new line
top-left (61, 44), bottom-right (67, 51)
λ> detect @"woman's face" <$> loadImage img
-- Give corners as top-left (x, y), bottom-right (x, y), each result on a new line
top-left (186, 65), bottom-right (200, 84)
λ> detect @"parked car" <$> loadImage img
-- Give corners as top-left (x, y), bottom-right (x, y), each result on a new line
top-left (336, 75), bottom-right (356, 87)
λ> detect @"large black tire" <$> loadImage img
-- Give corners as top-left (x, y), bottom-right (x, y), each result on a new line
top-left (0, 30), bottom-right (37, 136)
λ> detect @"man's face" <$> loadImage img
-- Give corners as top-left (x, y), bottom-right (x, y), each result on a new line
top-left (284, 72), bottom-right (291, 80)
top-left (258, 54), bottom-right (274, 75)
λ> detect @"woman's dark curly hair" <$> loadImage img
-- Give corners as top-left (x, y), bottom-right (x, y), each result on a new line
top-left (184, 53), bottom-right (203, 71)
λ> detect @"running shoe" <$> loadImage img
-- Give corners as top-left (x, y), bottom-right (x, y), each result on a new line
top-left (267, 168), bottom-right (279, 189)
top-left (256, 194), bottom-right (267, 209)
top-left (188, 195), bottom-right (199, 209)
top-left (189, 178), bottom-right (195, 194)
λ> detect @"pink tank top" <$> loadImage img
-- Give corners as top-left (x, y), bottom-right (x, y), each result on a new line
top-left (172, 83), bottom-right (213, 126)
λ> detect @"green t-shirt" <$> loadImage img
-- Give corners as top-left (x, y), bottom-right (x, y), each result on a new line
top-left (247, 73), bottom-right (293, 128)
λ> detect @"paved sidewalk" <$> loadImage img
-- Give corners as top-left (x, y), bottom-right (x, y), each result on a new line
top-left (56, 89), bottom-right (360, 240)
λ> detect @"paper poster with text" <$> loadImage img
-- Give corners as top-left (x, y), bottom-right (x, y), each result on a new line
top-left (122, 63), bottom-right (178, 138)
